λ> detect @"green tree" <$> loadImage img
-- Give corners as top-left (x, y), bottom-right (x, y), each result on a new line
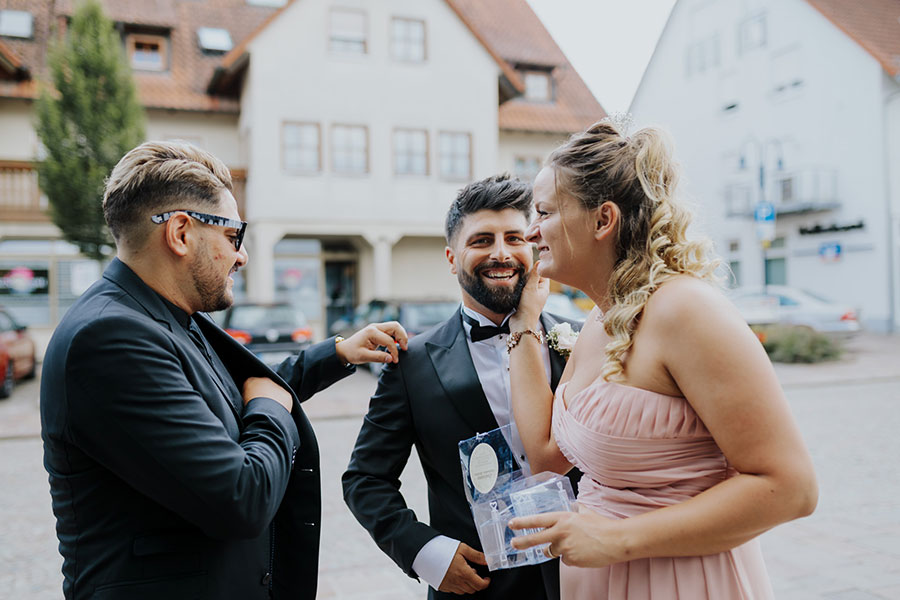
top-left (35, 0), bottom-right (145, 261)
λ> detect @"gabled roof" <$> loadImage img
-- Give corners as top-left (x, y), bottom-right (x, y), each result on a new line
top-left (805, 0), bottom-right (900, 78)
top-left (448, 0), bottom-right (605, 132)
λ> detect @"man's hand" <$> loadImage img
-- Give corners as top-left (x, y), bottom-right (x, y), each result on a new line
top-left (336, 321), bottom-right (409, 365)
top-left (438, 542), bottom-right (490, 595)
top-left (242, 377), bottom-right (293, 412)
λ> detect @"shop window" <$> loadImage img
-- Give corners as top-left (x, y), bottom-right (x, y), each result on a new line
top-left (393, 128), bottom-right (428, 176)
top-left (331, 124), bottom-right (368, 174)
top-left (391, 17), bottom-right (425, 62)
top-left (329, 8), bottom-right (367, 54)
top-left (127, 34), bottom-right (167, 71)
top-left (439, 132), bottom-right (471, 181)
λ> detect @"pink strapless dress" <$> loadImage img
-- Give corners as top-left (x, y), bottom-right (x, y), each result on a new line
top-left (552, 380), bottom-right (774, 599)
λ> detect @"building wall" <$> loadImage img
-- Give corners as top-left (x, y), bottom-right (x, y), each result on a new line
top-left (389, 236), bottom-right (459, 300)
top-left (0, 99), bottom-right (39, 160)
top-left (145, 111), bottom-right (242, 167)
top-left (498, 130), bottom-right (570, 181)
top-left (885, 77), bottom-right (900, 329)
top-left (239, 0), bottom-right (501, 323)
top-left (630, 0), bottom-right (894, 330)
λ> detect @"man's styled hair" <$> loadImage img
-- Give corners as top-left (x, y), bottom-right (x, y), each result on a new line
top-left (444, 173), bottom-right (533, 244)
top-left (102, 140), bottom-right (234, 246)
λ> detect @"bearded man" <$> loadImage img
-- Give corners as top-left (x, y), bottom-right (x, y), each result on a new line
top-left (343, 174), bottom-right (580, 600)
top-left (40, 140), bottom-right (407, 600)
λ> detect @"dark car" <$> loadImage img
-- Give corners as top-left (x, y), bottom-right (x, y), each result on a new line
top-left (330, 298), bottom-right (459, 373)
top-left (218, 302), bottom-right (313, 367)
top-left (0, 307), bottom-right (36, 398)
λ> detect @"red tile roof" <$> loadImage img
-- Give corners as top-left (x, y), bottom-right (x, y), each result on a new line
top-left (0, 0), bottom-right (605, 131)
top-left (805, 0), bottom-right (900, 77)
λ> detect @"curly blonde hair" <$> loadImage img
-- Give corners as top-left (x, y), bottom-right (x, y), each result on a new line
top-left (547, 121), bottom-right (720, 381)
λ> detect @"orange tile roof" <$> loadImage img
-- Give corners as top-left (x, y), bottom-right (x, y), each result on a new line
top-left (805, 0), bottom-right (900, 77)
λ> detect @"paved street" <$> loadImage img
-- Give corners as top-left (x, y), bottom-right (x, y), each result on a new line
top-left (1, 333), bottom-right (899, 599)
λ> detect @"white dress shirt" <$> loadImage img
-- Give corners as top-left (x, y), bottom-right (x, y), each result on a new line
top-left (412, 307), bottom-right (552, 590)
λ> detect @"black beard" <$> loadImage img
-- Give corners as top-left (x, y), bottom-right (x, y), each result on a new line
top-left (458, 260), bottom-right (528, 315)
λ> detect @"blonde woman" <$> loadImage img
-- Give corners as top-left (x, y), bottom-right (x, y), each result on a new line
top-left (505, 121), bottom-right (817, 599)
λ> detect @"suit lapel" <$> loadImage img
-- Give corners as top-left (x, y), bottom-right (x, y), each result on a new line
top-left (102, 260), bottom-right (244, 425)
top-left (425, 312), bottom-right (499, 435)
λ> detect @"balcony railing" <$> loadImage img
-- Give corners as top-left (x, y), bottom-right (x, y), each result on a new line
top-left (724, 167), bottom-right (841, 217)
top-left (0, 161), bottom-right (49, 222)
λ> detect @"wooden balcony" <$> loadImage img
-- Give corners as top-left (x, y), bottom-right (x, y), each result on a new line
top-left (0, 160), bottom-right (50, 223)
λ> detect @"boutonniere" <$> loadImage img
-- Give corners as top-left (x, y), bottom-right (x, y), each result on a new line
top-left (547, 323), bottom-right (578, 358)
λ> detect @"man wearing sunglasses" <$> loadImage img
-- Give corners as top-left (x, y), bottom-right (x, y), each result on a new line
top-left (40, 141), bottom-right (407, 600)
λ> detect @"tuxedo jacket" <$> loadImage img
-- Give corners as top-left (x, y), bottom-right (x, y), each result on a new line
top-left (40, 258), bottom-right (352, 600)
top-left (342, 309), bottom-right (581, 600)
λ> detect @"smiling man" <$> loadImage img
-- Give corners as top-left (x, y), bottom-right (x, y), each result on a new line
top-left (40, 141), bottom-right (407, 600)
top-left (343, 174), bottom-right (580, 600)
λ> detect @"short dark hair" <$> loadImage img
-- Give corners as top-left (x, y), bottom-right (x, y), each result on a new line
top-left (444, 174), bottom-right (533, 244)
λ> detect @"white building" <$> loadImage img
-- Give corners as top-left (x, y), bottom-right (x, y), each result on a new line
top-left (0, 0), bottom-right (604, 339)
top-left (630, 0), bottom-right (900, 332)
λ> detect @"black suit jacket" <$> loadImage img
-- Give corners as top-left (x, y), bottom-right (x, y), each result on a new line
top-left (342, 309), bottom-right (580, 600)
top-left (40, 258), bottom-right (352, 600)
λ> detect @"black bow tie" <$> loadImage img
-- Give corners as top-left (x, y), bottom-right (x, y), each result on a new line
top-left (462, 312), bottom-right (510, 342)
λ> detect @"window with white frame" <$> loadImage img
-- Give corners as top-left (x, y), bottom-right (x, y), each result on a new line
top-left (332, 125), bottom-right (368, 174)
top-left (686, 34), bottom-right (719, 76)
top-left (514, 157), bottom-right (542, 183)
top-left (329, 8), bottom-right (367, 54)
top-left (283, 122), bottom-right (321, 173)
top-left (393, 129), bottom-right (428, 176)
top-left (439, 132), bottom-right (471, 180)
top-left (523, 71), bottom-right (552, 102)
top-left (739, 13), bottom-right (766, 55)
top-left (391, 17), bottom-right (425, 62)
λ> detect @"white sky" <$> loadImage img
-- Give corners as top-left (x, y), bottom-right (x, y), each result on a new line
top-left (525, 0), bottom-right (677, 114)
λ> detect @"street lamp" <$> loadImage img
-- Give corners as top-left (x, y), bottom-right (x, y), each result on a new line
top-left (739, 137), bottom-right (784, 291)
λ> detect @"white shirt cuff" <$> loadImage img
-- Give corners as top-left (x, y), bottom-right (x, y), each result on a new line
top-left (412, 535), bottom-right (460, 590)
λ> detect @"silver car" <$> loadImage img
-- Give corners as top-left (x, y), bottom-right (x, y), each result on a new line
top-left (729, 285), bottom-right (861, 335)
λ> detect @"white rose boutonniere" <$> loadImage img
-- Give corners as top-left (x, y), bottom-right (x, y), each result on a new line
top-left (547, 323), bottom-right (578, 358)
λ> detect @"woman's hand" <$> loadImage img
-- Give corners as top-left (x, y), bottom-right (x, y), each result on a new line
top-left (509, 261), bottom-right (549, 330)
top-left (508, 506), bottom-right (626, 568)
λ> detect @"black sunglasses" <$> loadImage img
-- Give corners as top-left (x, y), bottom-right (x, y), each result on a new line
top-left (151, 210), bottom-right (247, 251)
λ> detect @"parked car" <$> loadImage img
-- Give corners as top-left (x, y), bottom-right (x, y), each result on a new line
top-left (330, 298), bottom-right (459, 373)
top-left (218, 302), bottom-right (313, 367)
top-left (0, 307), bottom-right (36, 398)
top-left (544, 293), bottom-right (588, 322)
top-left (728, 286), bottom-right (861, 335)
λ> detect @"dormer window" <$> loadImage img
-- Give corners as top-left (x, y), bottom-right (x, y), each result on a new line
top-left (523, 71), bottom-right (552, 102)
top-left (197, 27), bottom-right (233, 53)
top-left (0, 10), bottom-right (34, 39)
top-left (128, 34), bottom-right (167, 71)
